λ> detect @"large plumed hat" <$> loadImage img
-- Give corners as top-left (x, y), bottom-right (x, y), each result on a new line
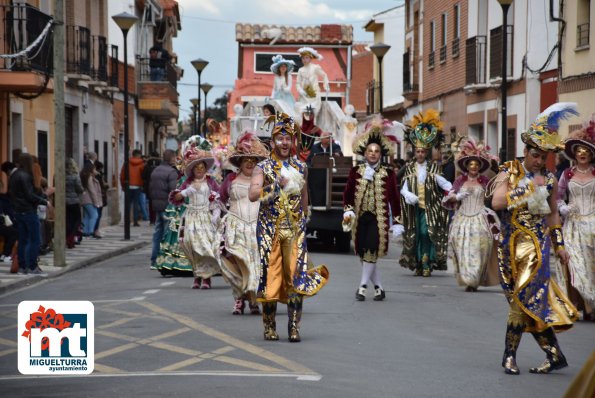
top-left (228, 131), bottom-right (269, 167)
top-left (270, 54), bottom-right (296, 74)
top-left (297, 46), bottom-right (323, 60)
top-left (183, 135), bottom-right (214, 177)
top-left (564, 113), bottom-right (595, 161)
top-left (406, 109), bottom-right (444, 149)
top-left (264, 112), bottom-right (300, 137)
top-left (352, 117), bottom-right (402, 157)
top-left (522, 102), bottom-right (579, 152)
top-left (455, 137), bottom-right (499, 173)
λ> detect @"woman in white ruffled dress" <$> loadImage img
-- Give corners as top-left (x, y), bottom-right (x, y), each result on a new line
top-left (295, 47), bottom-right (329, 113)
top-left (270, 55), bottom-right (295, 106)
top-left (219, 132), bottom-right (269, 315)
top-left (558, 118), bottom-right (595, 320)
top-left (170, 141), bottom-right (222, 290)
top-left (444, 139), bottom-right (500, 292)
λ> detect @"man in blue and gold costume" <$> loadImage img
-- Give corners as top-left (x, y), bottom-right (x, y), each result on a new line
top-left (249, 112), bottom-right (329, 342)
top-left (399, 110), bottom-right (452, 277)
top-left (491, 103), bottom-right (579, 375)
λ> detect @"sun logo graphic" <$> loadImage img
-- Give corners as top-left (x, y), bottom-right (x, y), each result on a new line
top-left (18, 301), bottom-right (94, 375)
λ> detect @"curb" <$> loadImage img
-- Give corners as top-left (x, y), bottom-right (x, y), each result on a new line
top-left (0, 240), bottom-right (150, 296)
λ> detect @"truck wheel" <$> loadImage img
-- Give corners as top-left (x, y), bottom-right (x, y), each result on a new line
top-left (335, 232), bottom-right (351, 253)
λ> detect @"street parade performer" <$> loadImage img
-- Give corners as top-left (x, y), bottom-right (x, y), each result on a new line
top-left (490, 102), bottom-right (579, 375)
top-left (557, 113), bottom-right (595, 321)
top-left (218, 132), bottom-right (269, 315)
top-left (343, 118), bottom-right (402, 301)
top-left (270, 55), bottom-right (296, 106)
top-left (170, 137), bottom-right (222, 290)
top-left (399, 109), bottom-right (452, 277)
top-left (249, 112), bottom-right (329, 342)
top-left (443, 138), bottom-right (500, 292)
top-left (295, 47), bottom-right (329, 114)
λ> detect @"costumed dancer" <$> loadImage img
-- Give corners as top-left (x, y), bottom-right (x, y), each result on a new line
top-left (490, 102), bottom-right (579, 375)
top-left (443, 138), bottom-right (500, 292)
top-left (558, 114), bottom-right (595, 321)
top-left (295, 47), bottom-right (329, 114)
top-left (170, 137), bottom-right (222, 289)
top-left (270, 55), bottom-right (296, 106)
top-left (219, 132), bottom-right (269, 315)
top-left (248, 112), bottom-right (329, 342)
top-left (343, 118), bottom-right (402, 301)
top-left (399, 110), bottom-right (452, 276)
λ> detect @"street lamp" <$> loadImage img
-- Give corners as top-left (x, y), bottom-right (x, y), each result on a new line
top-left (369, 42), bottom-right (391, 113)
top-left (112, 11), bottom-right (138, 241)
top-left (498, 0), bottom-right (513, 163)
top-left (201, 83), bottom-right (213, 134)
top-left (190, 97), bottom-right (199, 134)
top-left (191, 58), bottom-right (209, 135)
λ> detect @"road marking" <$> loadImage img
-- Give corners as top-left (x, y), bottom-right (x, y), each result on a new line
top-left (160, 281), bottom-right (176, 286)
top-left (130, 296), bottom-right (146, 301)
top-left (142, 289), bottom-right (160, 294)
top-left (99, 316), bottom-right (141, 330)
top-left (95, 342), bottom-right (139, 360)
top-left (0, 371), bottom-right (322, 381)
top-left (94, 363), bottom-right (123, 373)
top-left (157, 357), bottom-right (205, 372)
top-left (0, 348), bottom-right (17, 358)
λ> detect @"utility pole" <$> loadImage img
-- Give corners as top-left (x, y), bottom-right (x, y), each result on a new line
top-left (53, 0), bottom-right (66, 267)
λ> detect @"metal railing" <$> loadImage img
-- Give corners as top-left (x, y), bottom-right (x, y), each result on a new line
top-left (0, 4), bottom-right (53, 73)
top-left (489, 25), bottom-right (513, 79)
top-left (428, 51), bottom-right (435, 68)
top-left (577, 23), bottom-right (590, 47)
top-left (466, 35), bottom-right (487, 85)
top-left (452, 38), bottom-right (460, 57)
top-left (91, 35), bottom-right (108, 82)
top-left (403, 82), bottom-right (419, 93)
top-left (137, 57), bottom-right (177, 88)
top-left (440, 45), bottom-right (447, 63)
top-left (66, 25), bottom-right (91, 76)
top-left (109, 45), bottom-right (119, 87)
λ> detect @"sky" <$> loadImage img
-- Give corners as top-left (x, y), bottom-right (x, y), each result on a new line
top-left (173, 0), bottom-right (403, 121)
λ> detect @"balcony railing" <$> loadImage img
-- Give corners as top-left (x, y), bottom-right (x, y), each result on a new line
top-left (466, 35), bottom-right (487, 85)
top-left (109, 45), bottom-right (119, 87)
top-left (66, 25), bottom-right (91, 76)
top-left (452, 38), bottom-right (460, 57)
top-left (402, 51), bottom-right (410, 89)
top-left (577, 23), bottom-right (590, 47)
top-left (1, 4), bottom-right (53, 73)
top-left (428, 51), bottom-right (435, 68)
top-left (440, 46), bottom-right (447, 63)
top-left (489, 25), bottom-right (513, 79)
top-left (403, 82), bottom-right (419, 93)
top-left (366, 79), bottom-right (379, 115)
top-left (91, 35), bottom-right (108, 82)
top-left (137, 57), bottom-right (177, 88)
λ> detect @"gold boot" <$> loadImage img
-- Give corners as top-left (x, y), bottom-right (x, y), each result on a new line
top-left (262, 301), bottom-right (279, 341)
top-left (287, 295), bottom-right (303, 343)
top-left (529, 328), bottom-right (568, 374)
top-left (502, 321), bottom-right (523, 375)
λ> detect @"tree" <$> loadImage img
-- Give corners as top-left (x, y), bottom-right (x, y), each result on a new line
top-left (206, 91), bottom-right (229, 121)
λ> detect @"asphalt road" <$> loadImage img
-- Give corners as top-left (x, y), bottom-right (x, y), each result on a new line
top-left (0, 242), bottom-right (593, 398)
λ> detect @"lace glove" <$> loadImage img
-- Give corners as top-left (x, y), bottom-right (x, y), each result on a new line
top-left (403, 191), bottom-right (419, 205)
top-left (527, 186), bottom-right (550, 215)
top-left (455, 191), bottom-right (470, 201)
top-left (363, 164), bottom-right (376, 181)
top-left (180, 186), bottom-right (196, 198)
top-left (558, 203), bottom-right (574, 217)
top-left (342, 210), bottom-right (356, 232)
top-left (390, 224), bottom-right (405, 238)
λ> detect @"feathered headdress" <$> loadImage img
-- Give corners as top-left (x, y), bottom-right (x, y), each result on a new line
top-left (263, 112), bottom-right (300, 137)
top-left (564, 113), bottom-right (595, 161)
top-left (455, 137), bottom-right (499, 173)
top-left (352, 117), bottom-right (397, 157)
top-left (228, 131), bottom-right (269, 167)
top-left (522, 102), bottom-right (579, 152)
top-left (406, 109), bottom-right (444, 149)
top-left (297, 46), bottom-right (322, 60)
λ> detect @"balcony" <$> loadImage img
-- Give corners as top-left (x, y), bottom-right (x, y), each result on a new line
top-left (137, 57), bottom-right (179, 121)
top-left (90, 35), bottom-right (108, 84)
top-left (465, 36), bottom-right (487, 87)
top-left (66, 25), bottom-right (91, 80)
top-left (0, 4), bottom-right (53, 93)
top-left (402, 51), bottom-right (419, 101)
top-left (489, 25), bottom-right (513, 80)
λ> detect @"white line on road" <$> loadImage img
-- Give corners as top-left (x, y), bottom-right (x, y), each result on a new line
top-left (142, 289), bottom-right (160, 295)
top-left (160, 281), bottom-right (176, 286)
top-left (0, 371), bottom-right (322, 381)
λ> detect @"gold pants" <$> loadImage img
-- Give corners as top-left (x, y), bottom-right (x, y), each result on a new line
top-left (263, 227), bottom-right (300, 303)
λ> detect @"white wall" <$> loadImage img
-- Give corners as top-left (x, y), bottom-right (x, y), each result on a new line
top-left (107, 0), bottom-right (139, 65)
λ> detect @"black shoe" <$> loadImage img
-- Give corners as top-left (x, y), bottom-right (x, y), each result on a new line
top-left (29, 267), bottom-right (47, 276)
top-left (133, 222), bottom-right (140, 227)
top-left (355, 285), bottom-right (366, 301)
top-left (373, 286), bottom-right (385, 301)
top-left (17, 268), bottom-right (28, 275)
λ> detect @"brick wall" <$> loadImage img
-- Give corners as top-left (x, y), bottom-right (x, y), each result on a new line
top-left (351, 49), bottom-right (373, 114)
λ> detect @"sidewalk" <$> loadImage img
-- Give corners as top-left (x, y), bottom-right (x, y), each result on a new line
top-left (0, 222), bottom-right (153, 296)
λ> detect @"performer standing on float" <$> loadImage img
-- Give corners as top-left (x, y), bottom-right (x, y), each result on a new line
top-left (219, 132), bottom-right (269, 315)
top-left (343, 118), bottom-right (402, 301)
top-left (443, 138), bottom-right (500, 292)
top-left (399, 110), bottom-right (452, 277)
top-left (558, 114), bottom-right (595, 321)
top-left (295, 47), bottom-right (329, 114)
top-left (249, 112), bottom-right (329, 342)
top-left (490, 102), bottom-right (578, 375)
top-left (170, 137), bottom-right (222, 290)
top-left (270, 55), bottom-right (296, 106)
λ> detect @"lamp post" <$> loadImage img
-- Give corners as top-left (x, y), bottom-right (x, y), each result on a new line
top-left (201, 83), bottom-right (213, 134)
top-left (190, 97), bottom-right (199, 134)
top-left (498, 0), bottom-right (513, 163)
top-left (191, 58), bottom-right (209, 135)
top-left (112, 11), bottom-right (138, 241)
top-left (369, 42), bottom-right (391, 113)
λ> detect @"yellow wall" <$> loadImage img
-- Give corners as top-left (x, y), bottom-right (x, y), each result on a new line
top-left (561, 1), bottom-right (595, 77)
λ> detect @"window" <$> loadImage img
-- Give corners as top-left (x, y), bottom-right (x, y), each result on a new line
top-left (577, 0), bottom-right (590, 47)
top-left (37, 131), bottom-right (48, 178)
top-left (429, 20), bottom-right (436, 68)
top-left (254, 53), bottom-right (303, 73)
top-left (440, 13), bottom-right (448, 62)
top-left (453, 3), bottom-right (461, 57)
